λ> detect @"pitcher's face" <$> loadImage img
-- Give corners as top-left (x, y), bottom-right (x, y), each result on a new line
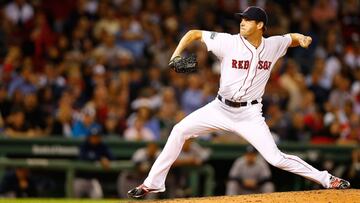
top-left (240, 18), bottom-right (261, 37)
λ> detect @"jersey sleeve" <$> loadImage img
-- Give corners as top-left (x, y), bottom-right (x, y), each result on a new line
top-left (272, 34), bottom-right (292, 59)
top-left (202, 31), bottom-right (231, 59)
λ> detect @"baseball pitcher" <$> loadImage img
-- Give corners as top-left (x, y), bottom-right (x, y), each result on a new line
top-left (128, 6), bottom-right (350, 198)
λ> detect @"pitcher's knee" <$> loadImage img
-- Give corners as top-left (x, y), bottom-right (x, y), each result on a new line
top-left (265, 153), bottom-right (286, 168)
top-left (172, 123), bottom-right (185, 135)
top-left (171, 123), bottom-right (190, 141)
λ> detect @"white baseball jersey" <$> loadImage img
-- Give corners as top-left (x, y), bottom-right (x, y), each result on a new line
top-left (202, 31), bottom-right (292, 102)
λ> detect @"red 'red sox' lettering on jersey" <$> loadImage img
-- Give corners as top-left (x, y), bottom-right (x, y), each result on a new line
top-left (232, 60), bottom-right (250, 69)
top-left (257, 60), bottom-right (272, 70)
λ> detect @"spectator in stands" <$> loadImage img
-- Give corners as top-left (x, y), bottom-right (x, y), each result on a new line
top-left (128, 69), bottom-right (147, 102)
top-left (306, 58), bottom-right (330, 107)
top-left (335, 101), bottom-right (360, 144)
top-left (103, 110), bottom-right (120, 136)
top-left (226, 146), bottom-right (274, 195)
top-left (4, 107), bottom-right (38, 138)
top-left (37, 63), bottom-right (67, 100)
top-left (135, 106), bottom-right (161, 139)
top-left (291, 17), bottom-right (317, 75)
top-left (93, 7), bottom-right (120, 40)
top-left (298, 91), bottom-right (316, 114)
top-left (73, 125), bottom-right (113, 199)
top-left (7, 62), bottom-right (37, 98)
top-left (90, 65), bottom-right (107, 88)
top-left (265, 103), bottom-right (290, 141)
top-left (170, 139), bottom-right (211, 197)
top-left (124, 117), bottom-right (156, 141)
top-left (72, 106), bottom-right (101, 138)
top-left (317, 31), bottom-right (343, 89)
top-left (181, 74), bottom-right (210, 115)
top-left (116, 14), bottom-right (146, 59)
top-left (0, 168), bottom-right (37, 197)
top-left (22, 92), bottom-right (47, 134)
top-left (117, 142), bottom-right (161, 199)
top-left (328, 74), bottom-right (352, 110)
top-left (348, 113), bottom-right (360, 144)
top-left (262, 58), bottom-right (289, 111)
top-left (87, 84), bottom-right (109, 125)
top-left (158, 87), bottom-right (180, 140)
top-left (279, 59), bottom-right (306, 112)
top-left (287, 112), bottom-right (312, 142)
top-left (50, 103), bottom-right (73, 137)
top-left (37, 86), bottom-right (56, 119)
top-left (93, 31), bottom-right (133, 71)
top-left (146, 66), bottom-right (164, 91)
top-left (174, 139), bottom-right (211, 167)
top-left (130, 87), bottom-right (160, 110)
top-left (104, 105), bottom-right (127, 137)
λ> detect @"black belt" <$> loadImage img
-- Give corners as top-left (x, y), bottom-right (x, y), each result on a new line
top-left (217, 95), bottom-right (258, 108)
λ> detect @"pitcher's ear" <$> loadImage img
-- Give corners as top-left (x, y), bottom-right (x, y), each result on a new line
top-left (257, 21), bottom-right (264, 30)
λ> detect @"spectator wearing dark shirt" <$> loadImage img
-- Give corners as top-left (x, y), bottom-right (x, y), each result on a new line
top-left (73, 126), bottom-right (113, 199)
top-left (23, 92), bottom-right (47, 132)
top-left (4, 107), bottom-right (37, 138)
top-left (0, 168), bottom-right (37, 198)
top-left (307, 59), bottom-right (329, 107)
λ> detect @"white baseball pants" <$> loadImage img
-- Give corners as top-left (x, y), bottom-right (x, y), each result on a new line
top-left (144, 99), bottom-right (331, 190)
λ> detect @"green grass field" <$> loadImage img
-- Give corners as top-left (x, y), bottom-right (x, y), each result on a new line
top-left (0, 199), bottom-right (133, 203)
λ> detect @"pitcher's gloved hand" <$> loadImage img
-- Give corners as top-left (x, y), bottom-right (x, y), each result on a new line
top-left (169, 54), bottom-right (197, 73)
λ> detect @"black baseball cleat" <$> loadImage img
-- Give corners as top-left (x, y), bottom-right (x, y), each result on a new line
top-left (127, 184), bottom-right (165, 198)
top-left (328, 176), bottom-right (351, 189)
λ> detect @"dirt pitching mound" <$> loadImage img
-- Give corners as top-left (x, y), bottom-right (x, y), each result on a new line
top-left (150, 189), bottom-right (360, 203)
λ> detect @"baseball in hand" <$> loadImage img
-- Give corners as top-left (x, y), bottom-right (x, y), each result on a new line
top-left (300, 36), bottom-right (312, 48)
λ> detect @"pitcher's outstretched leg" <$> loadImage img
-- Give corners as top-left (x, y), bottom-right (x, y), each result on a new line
top-left (128, 100), bottom-right (232, 198)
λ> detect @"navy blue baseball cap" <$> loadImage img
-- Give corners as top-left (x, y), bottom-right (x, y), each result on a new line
top-left (235, 6), bottom-right (268, 28)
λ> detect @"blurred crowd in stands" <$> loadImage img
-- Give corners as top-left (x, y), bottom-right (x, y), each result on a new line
top-left (0, 0), bottom-right (359, 145)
